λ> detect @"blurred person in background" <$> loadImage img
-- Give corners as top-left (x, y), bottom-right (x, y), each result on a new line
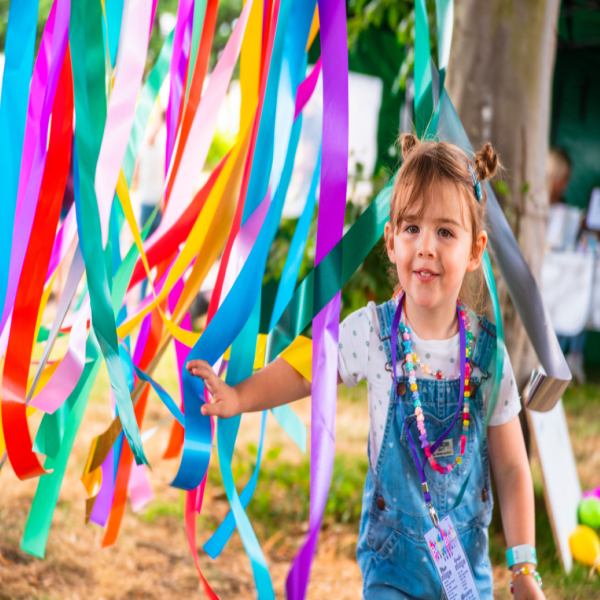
top-left (546, 147), bottom-right (587, 384)
top-left (132, 107), bottom-right (166, 299)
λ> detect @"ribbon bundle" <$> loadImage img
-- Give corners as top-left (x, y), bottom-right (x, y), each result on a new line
top-left (0, 0), bottom-right (569, 598)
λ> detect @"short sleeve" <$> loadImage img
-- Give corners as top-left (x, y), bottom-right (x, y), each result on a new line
top-left (338, 306), bottom-right (372, 388)
top-left (487, 347), bottom-right (522, 426)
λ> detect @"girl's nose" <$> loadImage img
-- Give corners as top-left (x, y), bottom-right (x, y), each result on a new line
top-left (418, 231), bottom-right (436, 258)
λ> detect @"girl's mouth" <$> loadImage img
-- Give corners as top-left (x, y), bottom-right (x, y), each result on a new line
top-left (413, 270), bottom-right (439, 282)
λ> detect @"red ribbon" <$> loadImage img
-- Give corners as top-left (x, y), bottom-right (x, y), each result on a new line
top-left (1, 47), bottom-right (74, 480)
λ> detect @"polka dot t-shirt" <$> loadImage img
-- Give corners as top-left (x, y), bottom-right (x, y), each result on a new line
top-left (337, 301), bottom-right (521, 469)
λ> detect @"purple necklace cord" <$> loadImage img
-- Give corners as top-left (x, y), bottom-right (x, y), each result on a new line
top-left (390, 294), bottom-right (467, 520)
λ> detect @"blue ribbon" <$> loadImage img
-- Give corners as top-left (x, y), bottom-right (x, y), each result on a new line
top-left (0, 0), bottom-right (40, 323)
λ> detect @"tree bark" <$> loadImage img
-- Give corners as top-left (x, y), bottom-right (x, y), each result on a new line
top-left (446, 0), bottom-right (561, 388)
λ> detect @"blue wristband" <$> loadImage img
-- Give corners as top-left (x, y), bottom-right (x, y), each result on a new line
top-left (506, 544), bottom-right (537, 569)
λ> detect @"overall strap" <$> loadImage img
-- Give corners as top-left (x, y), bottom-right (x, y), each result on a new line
top-left (376, 298), bottom-right (398, 363)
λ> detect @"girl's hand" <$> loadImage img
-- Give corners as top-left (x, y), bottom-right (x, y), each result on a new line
top-left (512, 570), bottom-right (546, 600)
top-left (186, 359), bottom-right (241, 419)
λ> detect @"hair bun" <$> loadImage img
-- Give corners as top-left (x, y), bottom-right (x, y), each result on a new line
top-left (472, 142), bottom-right (498, 180)
top-left (400, 133), bottom-right (419, 160)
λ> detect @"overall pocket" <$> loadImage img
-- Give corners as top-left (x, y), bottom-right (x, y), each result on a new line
top-left (398, 403), bottom-right (478, 495)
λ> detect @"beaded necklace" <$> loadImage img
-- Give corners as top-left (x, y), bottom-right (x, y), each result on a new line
top-left (401, 306), bottom-right (471, 475)
top-left (391, 293), bottom-right (469, 528)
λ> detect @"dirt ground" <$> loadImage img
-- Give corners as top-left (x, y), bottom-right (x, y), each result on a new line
top-left (0, 345), bottom-right (595, 599)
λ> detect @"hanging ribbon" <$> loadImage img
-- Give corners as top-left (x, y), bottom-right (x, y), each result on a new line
top-left (0, 0), bottom-right (40, 323)
top-left (1, 43), bottom-right (74, 480)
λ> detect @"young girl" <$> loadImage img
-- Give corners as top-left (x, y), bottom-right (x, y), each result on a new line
top-left (187, 135), bottom-right (545, 600)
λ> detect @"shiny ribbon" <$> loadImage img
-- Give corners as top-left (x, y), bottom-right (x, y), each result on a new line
top-left (96, 0), bottom-right (155, 247)
top-left (0, 0), bottom-right (40, 322)
top-left (1, 42), bottom-right (74, 480)
top-left (70, 0), bottom-right (148, 467)
top-left (0, 0), bottom-right (71, 342)
top-left (286, 0), bottom-right (347, 596)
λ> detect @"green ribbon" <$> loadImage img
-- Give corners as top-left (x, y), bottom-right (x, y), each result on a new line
top-left (69, 0), bottom-right (147, 467)
top-left (414, 0), bottom-right (433, 137)
top-left (266, 177), bottom-right (394, 363)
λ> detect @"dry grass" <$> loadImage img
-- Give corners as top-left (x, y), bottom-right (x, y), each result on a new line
top-left (1, 345), bottom-right (600, 599)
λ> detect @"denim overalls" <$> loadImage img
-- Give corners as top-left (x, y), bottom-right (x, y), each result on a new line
top-left (356, 299), bottom-right (497, 599)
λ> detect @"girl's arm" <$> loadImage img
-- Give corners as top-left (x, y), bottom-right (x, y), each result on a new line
top-left (187, 357), bottom-right (342, 419)
top-left (488, 415), bottom-right (545, 599)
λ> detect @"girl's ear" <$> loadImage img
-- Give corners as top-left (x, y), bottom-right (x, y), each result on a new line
top-left (385, 222), bottom-right (396, 264)
top-left (467, 230), bottom-right (488, 272)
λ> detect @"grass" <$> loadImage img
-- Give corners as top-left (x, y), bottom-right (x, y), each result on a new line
top-left (3, 348), bottom-right (600, 598)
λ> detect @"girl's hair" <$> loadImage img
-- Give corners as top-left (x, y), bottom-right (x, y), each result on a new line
top-left (386, 134), bottom-right (500, 311)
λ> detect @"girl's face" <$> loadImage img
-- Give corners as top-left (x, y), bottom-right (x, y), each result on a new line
top-left (385, 184), bottom-right (487, 311)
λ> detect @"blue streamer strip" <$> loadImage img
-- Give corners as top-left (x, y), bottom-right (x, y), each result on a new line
top-left (0, 0), bottom-right (40, 320)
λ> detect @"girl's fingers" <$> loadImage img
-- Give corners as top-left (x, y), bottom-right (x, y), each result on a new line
top-left (201, 399), bottom-right (229, 418)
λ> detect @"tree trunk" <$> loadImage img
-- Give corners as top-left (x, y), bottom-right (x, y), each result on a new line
top-left (446, 0), bottom-right (561, 389)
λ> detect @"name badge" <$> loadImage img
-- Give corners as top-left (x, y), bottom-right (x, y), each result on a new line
top-left (425, 515), bottom-right (481, 600)
top-left (433, 439), bottom-right (454, 458)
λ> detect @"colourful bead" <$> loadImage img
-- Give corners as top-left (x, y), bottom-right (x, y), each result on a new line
top-left (456, 456), bottom-right (462, 464)
top-left (410, 383), bottom-right (418, 392)
top-left (463, 420), bottom-right (469, 427)
top-left (406, 363), bottom-right (414, 371)
top-left (405, 353), bottom-right (413, 362)
top-left (464, 391), bottom-right (470, 398)
top-left (415, 406), bottom-right (423, 415)
top-left (417, 414), bottom-right (424, 422)
top-left (403, 333), bottom-right (410, 341)
top-left (436, 371), bottom-right (443, 380)
top-left (465, 378), bottom-right (469, 385)
top-left (446, 464), bottom-right (452, 473)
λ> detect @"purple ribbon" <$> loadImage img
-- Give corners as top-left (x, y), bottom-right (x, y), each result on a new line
top-left (390, 294), bottom-right (467, 512)
top-left (286, 1), bottom-right (348, 597)
top-left (165, 0), bottom-right (193, 175)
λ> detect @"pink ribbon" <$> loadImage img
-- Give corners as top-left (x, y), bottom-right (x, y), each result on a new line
top-left (95, 0), bottom-right (155, 246)
top-left (153, 0), bottom-right (254, 238)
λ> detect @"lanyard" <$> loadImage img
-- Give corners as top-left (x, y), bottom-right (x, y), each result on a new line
top-left (390, 293), bottom-right (467, 528)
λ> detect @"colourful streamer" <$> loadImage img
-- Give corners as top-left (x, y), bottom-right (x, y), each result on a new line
top-left (286, 0), bottom-right (348, 596)
top-left (70, 0), bottom-right (150, 467)
top-left (1, 44), bottom-right (74, 480)
top-left (0, 0), bottom-right (40, 322)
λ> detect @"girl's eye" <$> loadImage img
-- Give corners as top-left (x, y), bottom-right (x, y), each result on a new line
top-left (406, 225), bottom-right (419, 234)
top-left (438, 228), bottom-right (453, 238)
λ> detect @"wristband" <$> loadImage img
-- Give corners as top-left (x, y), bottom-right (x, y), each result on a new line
top-left (506, 544), bottom-right (537, 569)
top-left (510, 566), bottom-right (542, 594)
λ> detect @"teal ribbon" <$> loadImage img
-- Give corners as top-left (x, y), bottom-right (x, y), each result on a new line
top-left (204, 114), bottom-right (307, 563)
top-left (122, 28), bottom-right (174, 184)
top-left (184, 0), bottom-right (208, 105)
top-left (104, 0), bottom-right (125, 68)
top-left (414, 0), bottom-right (433, 137)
